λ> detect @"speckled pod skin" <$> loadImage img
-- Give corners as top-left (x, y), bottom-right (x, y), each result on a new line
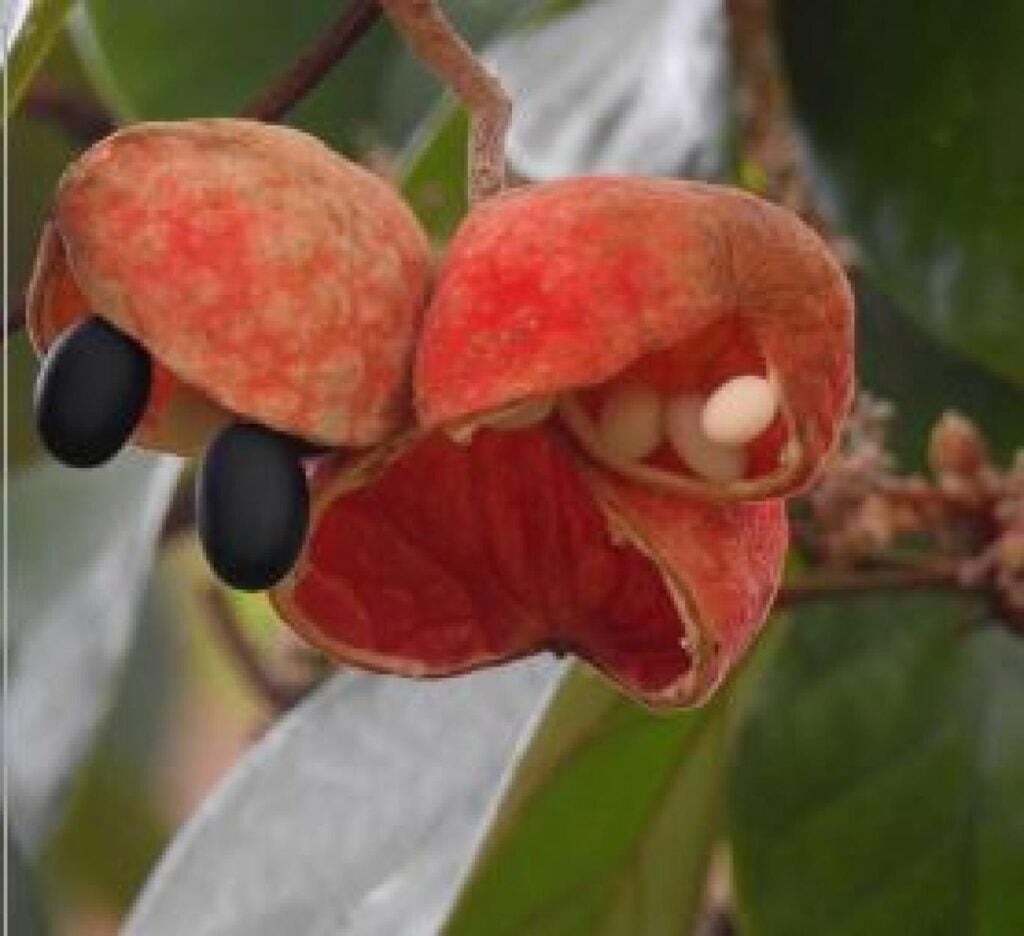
top-left (417, 177), bottom-right (854, 500)
top-left (26, 119), bottom-right (433, 454)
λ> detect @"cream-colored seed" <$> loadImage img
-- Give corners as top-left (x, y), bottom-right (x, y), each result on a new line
top-left (665, 395), bottom-right (746, 483)
top-left (597, 383), bottom-right (664, 462)
top-left (486, 396), bottom-right (556, 431)
top-left (700, 375), bottom-right (778, 447)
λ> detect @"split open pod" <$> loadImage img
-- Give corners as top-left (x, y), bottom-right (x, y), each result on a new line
top-left (419, 177), bottom-right (854, 499)
top-left (27, 119), bottom-right (432, 589)
top-left (273, 178), bottom-right (852, 707)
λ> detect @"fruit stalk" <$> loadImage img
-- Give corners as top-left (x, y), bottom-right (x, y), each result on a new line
top-left (379, 0), bottom-right (510, 201)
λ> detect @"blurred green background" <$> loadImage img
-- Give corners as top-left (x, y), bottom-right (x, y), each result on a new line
top-left (5, 1), bottom-right (1023, 934)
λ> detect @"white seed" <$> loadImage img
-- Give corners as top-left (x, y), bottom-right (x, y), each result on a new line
top-left (485, 396), bottom-right (555, 432)
top-left (665, 395), bottom-right (746, 483)
top-left (700, 375), bottom-right (778, 447)
top-left (597, 383), bottom-right (664, 462)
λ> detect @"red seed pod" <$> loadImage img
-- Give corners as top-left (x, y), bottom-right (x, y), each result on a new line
top-left (26, 119), bottom-right (432, 453)
top-left (272, 428), bottom-right (787, 709)
top-left (415, 177), bottom-right (854, 500)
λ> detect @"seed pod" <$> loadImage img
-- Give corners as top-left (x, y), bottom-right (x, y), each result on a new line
top-left (415, 177), bottom-right (854, 500)
top-left (272, 428), bottom-right (787, 709)
top-left (26, 119), bottom-right (433, 456)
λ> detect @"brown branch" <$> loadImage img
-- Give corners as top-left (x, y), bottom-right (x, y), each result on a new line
top-left (379, 0), bottom-right (509, 201)
top-left (242, 0), bottom-right (383, 121)
top-left (777, 561), bottom-right (965, 609)
top-left (19, 76), bottom-right (116, 145)
top-left (159, 474), bottom-right (198, 544)
top-left (204, 586), bottom-right (307, 712)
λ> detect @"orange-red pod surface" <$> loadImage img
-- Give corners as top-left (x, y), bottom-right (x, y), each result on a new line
top-left (272, 428), bottom-right (787, 709)
top-left (416, 177), bottom-right (854, 501)
top-left (26, 119), bottom-right (432, 453)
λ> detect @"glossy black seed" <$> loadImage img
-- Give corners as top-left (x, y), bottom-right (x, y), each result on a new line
top-left (197, 422), bottom-right (310, 591)
top-left (34, 316), bottom-right (152, 468)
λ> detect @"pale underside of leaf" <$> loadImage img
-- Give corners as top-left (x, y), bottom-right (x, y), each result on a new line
top-left (124, 660), bottom-right (566, 936)
top-left (3, 0), bottom-right (76, 112)
top-left (486, 0), bottom-right (729, 181)
top-left (5, 453), bottom-right (181, 850)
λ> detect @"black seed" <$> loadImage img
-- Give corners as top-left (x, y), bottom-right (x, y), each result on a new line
top-left (34, 316), bottom-right (152, 468)
top-left (287, 437), bottom-right (333, 458)
top-left (196, 422), bottom-right (309, 591)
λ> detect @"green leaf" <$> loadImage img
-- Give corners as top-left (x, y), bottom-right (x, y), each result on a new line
top-left (856, 279), bottom-right (1024, 468)
top-left (8, 39), bottom-right (100, 274)
top-left (8, 112), bottom-right (77, 300)
top-left (8, 34), bottom-right (105, 470)
top-left (6, 116), bottom-right (75, 470)
top-left (776, 1), bottom-right (1024, 386)
top-left (442, 610), bottom-right (781, 936)
top-left (729, 594), bottom-right (1024, 935)
top-left (123, 662), bottom-right (563, 935)
top-left (72, 0), bottom-right (539, 154)
top-left (7, 823), bottom-right (52, 935)
top-left (41, 576), bottom-right (179, 911)
top-left (3, 0), bottom-right (75, 112)
top-left (400, 102), bottom-right (469, 241)
top-left (7, 455), bottom-right (180, 849)
top-left (446, 661), bottom-right (745, 935)
top-left (42, 751), bottom-right (171, 911)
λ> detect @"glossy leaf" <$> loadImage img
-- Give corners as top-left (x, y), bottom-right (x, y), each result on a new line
top-left (3, 0), bottom-right (75, 111)
top-left (6, 454), bottom-right (180, 849)
top-left (400, 101), bottom-right (469, 241)
top-left (124, 660), bottom-right (565, 936)
top-left (777, 1), bottom-right (1024, 386)
top-left (856, 279), bottom-right (1024, 467)
top-left (73, 0), bottom-right (540, 154)
top-left (42, 740), bottom-right (171, 912)
top-left (488, 0), bottom-right (730, 180)
top-left (729, 594), bottom-right (1024, 935)
top-left (445, 665), bottom-right (728, 935)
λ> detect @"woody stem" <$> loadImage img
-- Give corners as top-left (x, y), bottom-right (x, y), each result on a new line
top-left (378, 0), bottom-right (510, 202)
top-left (204, 587), bottom-right (307, 712)
top-left (242, 0), bottom-right (382, 121)
top-left (777, 560), bottom-right (965, 608)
